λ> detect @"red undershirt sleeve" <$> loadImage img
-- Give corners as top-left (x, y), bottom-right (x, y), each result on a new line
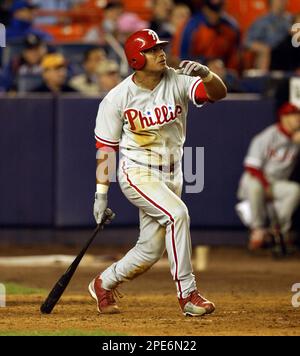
top-left (194, 81), bottom-right (211, 104)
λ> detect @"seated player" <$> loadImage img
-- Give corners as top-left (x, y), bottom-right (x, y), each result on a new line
top-left (237, 103), bottom-right (300, 250)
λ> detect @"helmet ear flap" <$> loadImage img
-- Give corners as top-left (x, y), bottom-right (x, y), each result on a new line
top-left (131, 52), bottom-right (146, 70)
top-left (139, 52), bottom-right (146, 70)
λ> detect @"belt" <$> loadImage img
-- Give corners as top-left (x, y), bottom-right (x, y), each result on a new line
top-left (129, 159), bottom-right (177, 173)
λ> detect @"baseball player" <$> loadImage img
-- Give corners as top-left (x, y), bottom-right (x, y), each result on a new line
top-left (89, 29), bottom-right (227, 316)
top-left (237, 103), bottom-right (300, 251)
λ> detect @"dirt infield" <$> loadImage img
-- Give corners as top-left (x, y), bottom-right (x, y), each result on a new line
top-left (0, 247), bottom-right (300, 336)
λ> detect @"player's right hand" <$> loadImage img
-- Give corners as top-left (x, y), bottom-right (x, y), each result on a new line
top-left (94, 193), bottom-right (115, 224)
top-left (265, 186), bottom-right (273, 201)
top-left (176, 60), bottom-right (210, 78)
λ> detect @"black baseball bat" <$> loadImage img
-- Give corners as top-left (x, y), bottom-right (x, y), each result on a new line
top-left (40, 212), bottom-right (110, 314)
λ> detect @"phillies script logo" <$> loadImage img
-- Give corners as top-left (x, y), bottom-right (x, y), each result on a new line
top-left (267, 147), bottom-right (297, 162)
top-left (124, 105), bottom-right (183, 131)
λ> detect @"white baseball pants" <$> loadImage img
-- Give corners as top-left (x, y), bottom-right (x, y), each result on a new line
top-left (238, 172), bottom-right (300, 233)
top-left (100, 157), bottom-right (196, 299)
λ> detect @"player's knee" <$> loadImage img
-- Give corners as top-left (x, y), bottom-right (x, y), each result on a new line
top-left (172, 204), bottom-right (190, 222)
top-left (291, 183), bottom-right (300, 197)
top-left (137, 239), bottom-right (165, 262)
top-left (287, 183), bottom-right (300, 203)
top-left (248, 180), bottom-right (265, 196)
top-left (152, 244), bottom-right (165, 261)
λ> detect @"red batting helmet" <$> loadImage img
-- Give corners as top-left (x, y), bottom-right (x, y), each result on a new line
top-left (124, 29), bottom-right (169, 70)
top-left (278, 102), bottom-right (300, 117)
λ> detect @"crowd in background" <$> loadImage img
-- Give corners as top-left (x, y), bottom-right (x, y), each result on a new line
top-left (0, 0), bottom-right (299, 96)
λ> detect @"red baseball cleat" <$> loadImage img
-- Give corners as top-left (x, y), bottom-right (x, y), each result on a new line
top-left (248, 228), bottom-right (268, 251)
top-left (179, 290), bottom-right (215, 317)
top-left (88, 277), bottom-right (120, 314)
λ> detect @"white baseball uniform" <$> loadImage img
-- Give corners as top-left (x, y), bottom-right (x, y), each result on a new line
top-left (238, 124), bottom-right (300, 232)
top-left (94, 67), bottom-right (209, 299)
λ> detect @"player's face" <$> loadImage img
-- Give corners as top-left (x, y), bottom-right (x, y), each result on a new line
top-left (289, 113), bottom-right (300, 131)
top-left (284, 113), bottom-right (300, 133)
top-left (142, 45), bottom-right (167, 73)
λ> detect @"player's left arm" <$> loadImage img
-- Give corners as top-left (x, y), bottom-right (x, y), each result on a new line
top-left (178, 60), bottom-right (227, 101)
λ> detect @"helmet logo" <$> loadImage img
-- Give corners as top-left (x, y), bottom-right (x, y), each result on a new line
top-left (147, 30), bottom-right (159, 42)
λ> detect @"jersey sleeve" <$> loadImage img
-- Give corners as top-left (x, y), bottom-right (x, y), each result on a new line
top-left (244, 133), bottom-right (271, 188)
top-left (177, 73), bottom-right (210, 107)
top-left (244, 134), bottom-right (268, 170)
top-left (94, 97), bottom-right (123, 151)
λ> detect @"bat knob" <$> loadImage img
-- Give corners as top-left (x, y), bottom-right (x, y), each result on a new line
top-left (102, 208), bottom-right (116, 225)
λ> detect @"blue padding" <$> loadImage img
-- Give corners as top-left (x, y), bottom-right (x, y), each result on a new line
top-left (55, 97), bottom-right (96, 227)
top-left (183, 99), bottom-right (275, 227)
top-left (0, 97), bottom-right (54, 225)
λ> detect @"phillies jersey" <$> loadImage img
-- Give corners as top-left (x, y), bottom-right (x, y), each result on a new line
top-left (94, 67), bottom-right (207, 166)
top-left (244, 124), bottom-right (300, 181)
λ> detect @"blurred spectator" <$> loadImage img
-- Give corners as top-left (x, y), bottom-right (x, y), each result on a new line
top-left (174, 0), bottom-right (240, 70)
top-left (85, 8), bottom-right (147, 77)
top-left (270, 13), bottom-right (300, 72)
top-left (167, 2), bottom-right (191, 66)
top-left (0, 0), bottom-right (14, 26)
top-left (175, 0), bottom-right (200, 12)
top-left (206, 58), bottom-right (242, 93)
top-left (237, 102), bottom-right (300, 251)
top-left (95, 59), bottom-right (121, 95)
top-left (116, 12), bottom-right (149, 44)
top-left (150, 0), bottom-right (174, 40)
top-left (32, 53), bottom-right (77, 93)
top-left (169, 3), bottom-right (191, 36)
top-left (245, 0), bottom-right (292, 71)
top-left (84, 1), bottom-right (124, 44)
top-left (2, 33), bottom-right (47, 91)
top-left (98, 12), bottom-right (149, 78)
top-left (70, 47), bottom-right (107, 96)
top-left (6, 0), bottom-right (53, 43)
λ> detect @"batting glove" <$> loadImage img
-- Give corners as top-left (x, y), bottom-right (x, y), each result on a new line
top-left (94, 193), bottom-right (115, 224)
top-left (176, 60), bottom-right (211, 79)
